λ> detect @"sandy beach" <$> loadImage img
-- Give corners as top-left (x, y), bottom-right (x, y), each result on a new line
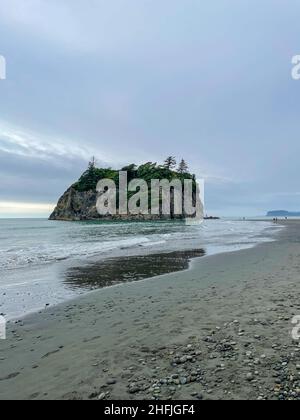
top-left (1, 221), bottom-right (300, 400)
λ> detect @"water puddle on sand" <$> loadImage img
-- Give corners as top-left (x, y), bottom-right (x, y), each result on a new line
top-left (63, 249), bottom-right (206, 291)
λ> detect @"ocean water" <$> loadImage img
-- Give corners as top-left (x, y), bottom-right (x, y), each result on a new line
top-left (0, 218), bottom-right (281, 319)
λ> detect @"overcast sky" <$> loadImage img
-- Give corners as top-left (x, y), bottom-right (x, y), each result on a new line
top-left (0, 0), bottom-right (300, 217)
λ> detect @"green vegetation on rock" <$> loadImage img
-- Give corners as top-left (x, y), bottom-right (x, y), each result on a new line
top-left (73, 158), bottom-right (195, 193)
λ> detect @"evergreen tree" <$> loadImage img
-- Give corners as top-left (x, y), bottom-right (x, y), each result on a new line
top-left (78, 157), bottom-right (98, 190)
top-left (74, 159), bottom-right (195, 192)
top-left (88, 156), bottom-right (97, 171)
top-left (178, 159), bottom-right (189, 174)
top-left (164, 156), bottom-right (177, 170)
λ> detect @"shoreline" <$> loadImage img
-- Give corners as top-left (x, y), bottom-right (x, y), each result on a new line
top-left (1, 219), bottom-right (282, 322)
top-left (1, 221), bottom-right (299, 400)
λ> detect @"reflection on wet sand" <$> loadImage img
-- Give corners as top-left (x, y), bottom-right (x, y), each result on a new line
top-left (64, 249), bottom-right (206, 291)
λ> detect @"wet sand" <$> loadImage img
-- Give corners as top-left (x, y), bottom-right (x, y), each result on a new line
top-left (1, 221), bottom-right (300, 400)
top-left (64, 249), bottom-right (205, 291)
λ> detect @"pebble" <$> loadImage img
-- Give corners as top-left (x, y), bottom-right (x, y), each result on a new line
top-left (106, 378), bottom-right (117, 385)
top-left (246, 373), bottom-right (254, 382)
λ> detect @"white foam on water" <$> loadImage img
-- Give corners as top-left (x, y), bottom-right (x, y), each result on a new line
top-left (0, 219), bottom-right (281, 272)
top-left (0, 218), bottom-right (282, 320)
top-left (0, 235), bottom-right (151, 270)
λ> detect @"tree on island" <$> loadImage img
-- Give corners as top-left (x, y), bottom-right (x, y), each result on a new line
top-left (74, 158), bottom-right (196, 192)
top-left (177, 159), bottom-right (189, 174)
top-left (78, 156), bottom-right (99, 191)
top-left (121, 164), bottom-right (138, 182)
top-left (164, 156), bottom-right (177, 170)
top-left (88, 156), bottom-right (97, 171)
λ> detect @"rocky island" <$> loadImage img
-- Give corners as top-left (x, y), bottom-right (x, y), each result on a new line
top-left (267, 210), bottom-right (300, 217)
top-left (50, 158), bottom-right (202, 221)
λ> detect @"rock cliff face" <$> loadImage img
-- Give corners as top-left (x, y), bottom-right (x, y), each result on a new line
top-left (49, 187), bottom-right (203, 221)
top-left (49, 187), bottom-right (100, 221)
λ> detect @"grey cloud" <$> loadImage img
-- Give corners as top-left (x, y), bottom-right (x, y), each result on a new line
top-left (0, 0), bottom-right (300, 215)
